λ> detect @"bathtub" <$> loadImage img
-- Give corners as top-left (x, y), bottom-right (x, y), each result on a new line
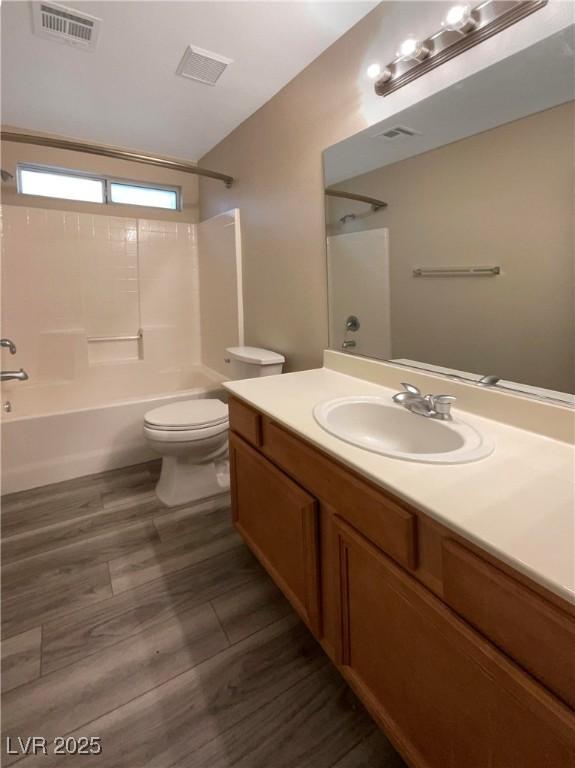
top-left (1, 366), bottom-right (227, 495)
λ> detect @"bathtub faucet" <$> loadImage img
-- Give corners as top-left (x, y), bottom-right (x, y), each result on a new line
top-left (1, 369), bottom-right (29, 382)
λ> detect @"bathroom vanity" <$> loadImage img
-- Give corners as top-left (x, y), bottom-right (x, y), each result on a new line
top-left (224, 359), bottom-right (575, 768)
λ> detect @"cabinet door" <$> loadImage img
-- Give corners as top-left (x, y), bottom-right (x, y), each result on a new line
top-left (442, 539), bottom-right (575, 710)
top-left (333, 516), bottom-right (575, 768)
top-left (229, 432), bottom-right (321, 635)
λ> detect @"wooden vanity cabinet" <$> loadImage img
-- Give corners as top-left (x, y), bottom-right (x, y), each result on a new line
top-left (442, 539), bottom-right (575, 711)
top-left (228, 397), bottom-right (575, 768)
top-left (229, 432), bottom-right (321, 634)
top-left (260, 416), bottom-right (417, 571)
top-left (333, 516), bottom-right (575, 768)
top-left (228, 396), bottom-right (262, 448)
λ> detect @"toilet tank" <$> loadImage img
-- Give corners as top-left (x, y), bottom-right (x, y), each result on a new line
top-left (225, 346), bottom-right (285, 379)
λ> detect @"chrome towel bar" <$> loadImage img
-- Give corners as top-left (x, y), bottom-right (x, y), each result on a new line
top-left (413, 266), bottom-right (500, 277)
top-left (87, 330), bottom-right (143, 343)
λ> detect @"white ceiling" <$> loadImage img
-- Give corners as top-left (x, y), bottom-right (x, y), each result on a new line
top-left (1, 0), bottom-right (377, 161)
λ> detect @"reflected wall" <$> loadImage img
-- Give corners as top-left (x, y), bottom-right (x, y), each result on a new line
top-left (325, 101), bottom-right (575, 395)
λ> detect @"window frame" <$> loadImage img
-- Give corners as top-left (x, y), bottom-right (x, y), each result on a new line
top-left (107, 177), bottom-right (181, 211)
top-left (17, 163), bottom-right (106, 204)
top-left (16, 163), bottom-right (182, 212)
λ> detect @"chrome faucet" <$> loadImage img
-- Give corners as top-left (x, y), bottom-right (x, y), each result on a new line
top-left (1, 369), bottom-right (29, 382)
top-left (0, 338), bottom-right (17, 355)
top-left (342, 339), bottom-right (356, 349)
top-left (1, 338), bottom-right (28, 381)
top-left (392, 382), bottom-right (456, 421)
top-left (478, 374), bottom-right (500, 386)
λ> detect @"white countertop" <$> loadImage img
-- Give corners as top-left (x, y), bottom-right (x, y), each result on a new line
top-left (224, 367), bottom-right (575, 604)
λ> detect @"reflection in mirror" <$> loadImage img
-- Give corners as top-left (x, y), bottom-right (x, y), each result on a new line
top-left (323, 27), bottom-right (575, 405)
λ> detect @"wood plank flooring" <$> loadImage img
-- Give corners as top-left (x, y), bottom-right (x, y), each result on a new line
top-left (1, 461), bottom-right (406, 768)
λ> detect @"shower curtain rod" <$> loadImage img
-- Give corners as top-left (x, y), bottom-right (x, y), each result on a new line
top-left (325, 188), bottom-right (387, 210)
top-left (1, 131), bottom-right (235, 188)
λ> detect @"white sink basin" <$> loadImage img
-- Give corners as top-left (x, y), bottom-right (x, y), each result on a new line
top-left (313, 396), bottom-right (494, 464)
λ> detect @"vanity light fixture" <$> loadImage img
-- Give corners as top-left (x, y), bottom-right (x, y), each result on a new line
top-left (374, 0), bottom-right (547, 97)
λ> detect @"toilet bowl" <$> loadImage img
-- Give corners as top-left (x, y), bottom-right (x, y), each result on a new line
top-left (144, 398), bottom-right (230, 507)
top-left (144, 346), bottom-right (284, 506)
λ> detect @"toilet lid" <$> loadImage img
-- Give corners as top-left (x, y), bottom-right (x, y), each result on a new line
top-left (144, 399), bottom-right (228, 430)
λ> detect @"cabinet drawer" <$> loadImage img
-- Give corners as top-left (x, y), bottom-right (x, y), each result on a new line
top-left (228, 396), bottom-right (262, 447)
top-left (443, 539), bottom-right (575, 709)
top-left (262, 418), bottom-right (416, 570)
top-left (229, 432), bottom-right (321, 634)
top-left (334, 517), bottom-right (575, 768)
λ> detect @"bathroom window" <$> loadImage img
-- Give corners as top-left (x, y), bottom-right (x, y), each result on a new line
top-left (17, 164), bottom-right (181, 210)
top-left (18, 166), bottom-right (105, 203)
top-left (109, 181), bottom-right (178, 210)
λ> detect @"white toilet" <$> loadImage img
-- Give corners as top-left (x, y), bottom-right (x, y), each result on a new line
top-left (144, 346), bottom-right (285, 507)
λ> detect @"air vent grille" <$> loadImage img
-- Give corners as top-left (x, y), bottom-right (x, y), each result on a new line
top-left (33, 2), bottom-right (101, 49)
top-left (176, 45), bottom-right (233, 86)
top-left (373, 125), bottom-right (420, 141)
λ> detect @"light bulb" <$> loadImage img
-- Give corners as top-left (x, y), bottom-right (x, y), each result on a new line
top-left (366, 63), bottom-right (382, 80)
top-left (399, 38), bottom-right (419, 57)
top-left (398, 38), bottom-right (430, 61)
top-left (444, 4), bottom-right (476, 32)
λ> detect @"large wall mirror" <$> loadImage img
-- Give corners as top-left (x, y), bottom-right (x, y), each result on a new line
top-left (323, 27), bottom-right (574, 406)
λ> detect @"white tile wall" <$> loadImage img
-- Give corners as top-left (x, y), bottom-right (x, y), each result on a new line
top-left (197, 209), bottom-right (242, 375)
top-left (1, 205), bottom-right (201, 400)
top-left (138, 218), bottom-right (201, 369)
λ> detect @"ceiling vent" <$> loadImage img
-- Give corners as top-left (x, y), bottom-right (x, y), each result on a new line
top-left (176, 45), bottom-right (233, 86)
top-left (373, 125), bottom-right (420, 141)
top-left (32, 2), bottom-right (101, 49)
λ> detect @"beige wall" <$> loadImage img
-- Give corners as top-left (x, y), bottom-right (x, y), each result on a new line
top-left (198, 3), bottom-right (422, 372)
top-left (199, 1), bottom-right (572, 372)
top-left (1, 130), bottom-right (200, 222)
top-left (325, 102), bottom-right (575, 393)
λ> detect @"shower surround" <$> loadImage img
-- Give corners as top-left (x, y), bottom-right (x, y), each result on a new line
top-left (0, 205), bottom-right (242, 492)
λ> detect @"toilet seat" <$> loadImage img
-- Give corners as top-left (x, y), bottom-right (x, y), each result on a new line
top-left (144, 399), bottom-right (228, 431)
top-left (144, 421), bottom-right (228, 442)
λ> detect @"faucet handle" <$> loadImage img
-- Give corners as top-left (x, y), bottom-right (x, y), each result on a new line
top-left (400, 382), bottom-right (421, 396)
top-left (0, 338), bottom-right (16, 355)
top-left (432, 394), bottom-right (456, 417)
top-left (478, 375), bottom-right (500, 387)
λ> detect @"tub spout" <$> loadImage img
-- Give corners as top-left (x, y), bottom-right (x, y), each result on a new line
top-left (1, 369), bottom-right (29, 382)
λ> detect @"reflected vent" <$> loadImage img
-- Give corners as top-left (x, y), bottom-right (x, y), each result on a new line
top-left (32, 2), bottom-right (101, 49)
top-left (373, 125), bottom-right (420, 141)
top-left (176, 45), bottom-right (233, 86)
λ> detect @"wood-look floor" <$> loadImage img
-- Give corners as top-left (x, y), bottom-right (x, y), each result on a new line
top-left (1, 462), bottom-right (406, 768)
